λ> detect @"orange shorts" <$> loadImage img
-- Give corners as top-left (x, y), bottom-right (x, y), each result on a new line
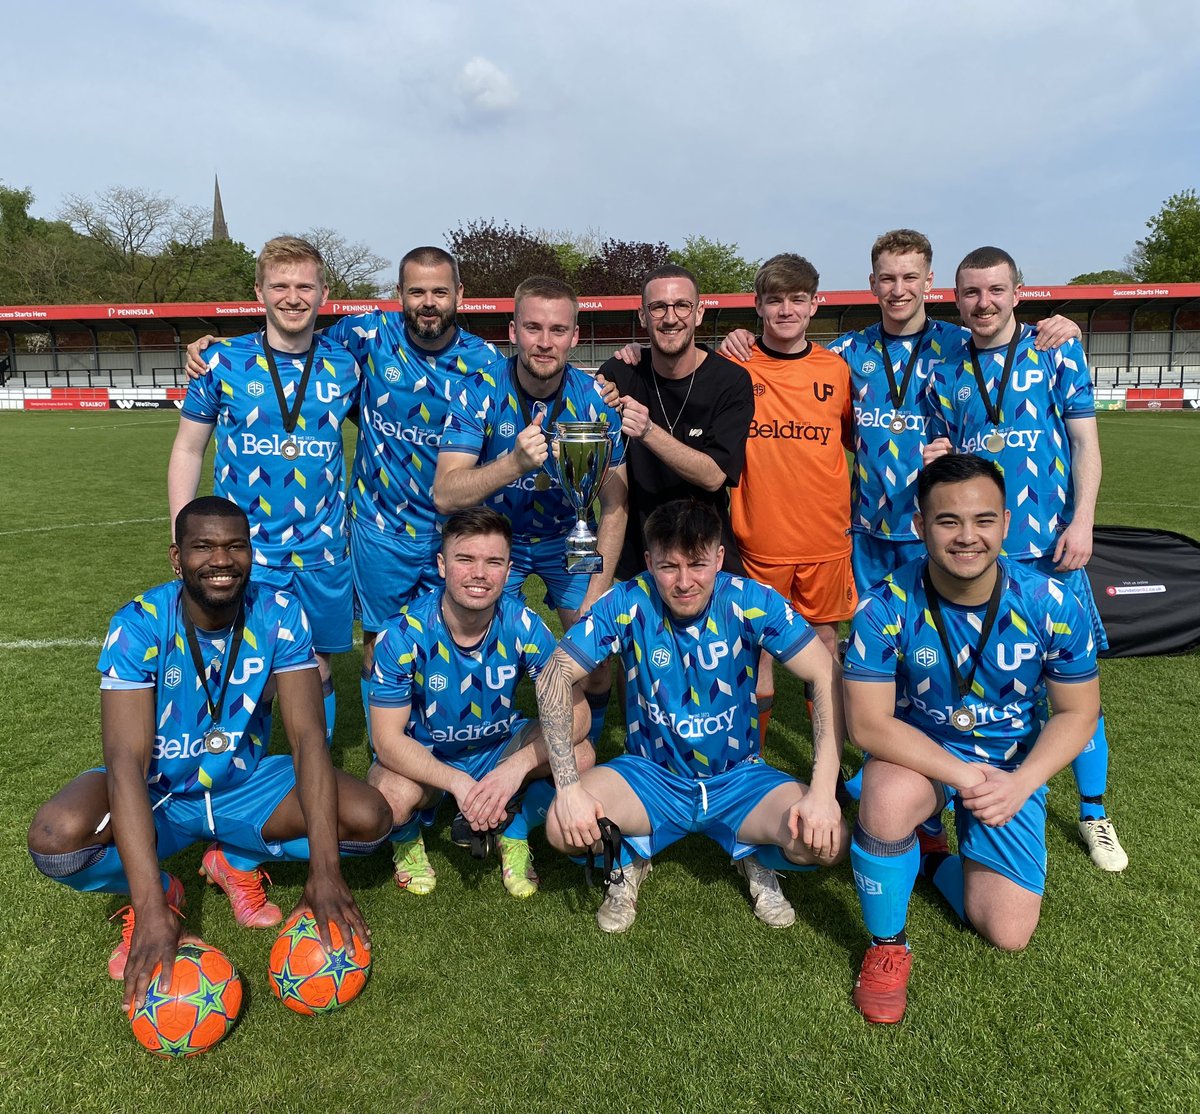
top-left (740, 551), bottom-right (857, 625)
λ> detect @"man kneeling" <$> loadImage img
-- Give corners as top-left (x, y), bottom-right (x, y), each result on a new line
top-left (27, 497), bottom-right (391, 1009)
top-left (538, 499), bottom-right (847, 933)
top-left (368, 508), bottom-right (593, 899)
top-left (843, 455), bottom-right (1100, 1024)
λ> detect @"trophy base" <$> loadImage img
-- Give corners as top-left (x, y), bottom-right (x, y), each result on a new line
top-left (564, 553), bottom-right (604, 575)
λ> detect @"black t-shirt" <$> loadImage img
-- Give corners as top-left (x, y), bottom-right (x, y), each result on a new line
top-left (599, 345), bottom-right (754, 579)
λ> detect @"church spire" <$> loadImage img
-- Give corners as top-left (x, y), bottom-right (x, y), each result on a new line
top-left (212, 174), bottom-right (229, 242)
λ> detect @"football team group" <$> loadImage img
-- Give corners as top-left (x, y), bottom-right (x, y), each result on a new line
top-left (26, 227), bottom-right (1128, 1025)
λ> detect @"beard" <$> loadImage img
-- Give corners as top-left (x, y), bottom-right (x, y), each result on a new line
top-left (404, 302), bottom-right (456, 342)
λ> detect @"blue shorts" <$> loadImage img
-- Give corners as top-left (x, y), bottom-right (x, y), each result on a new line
top-left (604, 753), bottom-right (798, 861)
top-left (1025, 555), bottom-right (1109, 652)
top-left (146, 755), bottom-right (298, 861)
top-left (351, 522), bottom-right (442, 632)
top-left (934, 775), bottom-right (1048, 896)
top-left (413, 720), bottom-right (533, 825)
top-left (253, 561), bottom-right (352, 654)
top-left (851, 533), bottom-right (926, 595)
top-left (507, 536), bottom-right (587, 612)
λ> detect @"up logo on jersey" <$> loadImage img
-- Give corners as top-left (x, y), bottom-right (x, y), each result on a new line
top-left (229, 657), bottom-right (267, 686)
top-left (695, 640), bottom-right (730, 671)
top-left (997, 642), bottom-right (1039, 671)
top-left (486, 665), bottom-right (518, 690)
top-left (315, 381), bottom-right (341, 403)
top-left (1011, 367), bottom-right (1044, 392)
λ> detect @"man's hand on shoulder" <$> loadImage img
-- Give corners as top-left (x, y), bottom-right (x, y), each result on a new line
top-left (719, 329), bottom-right (756, 362)
top-left (184, 335), bottom-right (217, 380)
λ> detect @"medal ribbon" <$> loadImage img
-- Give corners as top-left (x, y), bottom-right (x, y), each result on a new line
top-left (261, 333), bottom-right (319, 438)
top-left (967, 328), bottom-right (1021, 427)
top-left (877, 321), bottom-right (929, 411)
top-left (182, 601), bottom-right (246, 732)
top-left (511, 360), bottom-right (568, 486)
top-left (921, 565), bottom-right (1005, 710)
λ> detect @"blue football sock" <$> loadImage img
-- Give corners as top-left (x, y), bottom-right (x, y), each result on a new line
top-left (1073, 712), bottom-right (1109, 820)
top-left (843, 766), bottom-right (863, 802)
top-left (389, 819), bottom-right (420, 845)
top-left (752, 844), bottom-right (819, 874)
top-left (930, 854), bottom-right (966, 922)
top-left (322, 677), bottom-right (337, 747)
top-left (917, 814), bottom-right (945, 838)
top-left (851, 821), bottom-right (919, 941)
top-left (221, 844), bottom-right (266, 871)
top-left (507, 778), bottom-right (554, 841)
top-left (360, 671), bottom-right (372, 748)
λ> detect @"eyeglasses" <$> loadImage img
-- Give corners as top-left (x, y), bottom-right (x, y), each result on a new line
top-left (644, 300), bottom-right (696, 320)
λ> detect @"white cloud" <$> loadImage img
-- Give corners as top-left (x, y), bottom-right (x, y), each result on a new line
top-left (456, 56), bottom-right (518, 119)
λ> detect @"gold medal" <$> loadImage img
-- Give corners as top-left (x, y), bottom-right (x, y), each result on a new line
top-left (984, 431), bottom-right (1006, 454)
top-left (203, 727), bottom-right (233, 754)
top-left (889, 415), bottom-right (906, 435)
top-left (950, 706), bottom-right (977, 732)
top-left (281, 438), bottom-right (300, 461)
top-left (534, 472), bottom-right (551, 492)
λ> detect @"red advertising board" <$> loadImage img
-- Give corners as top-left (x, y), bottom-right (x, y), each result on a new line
top-left (1126, 387), bottom-right (1184, 411)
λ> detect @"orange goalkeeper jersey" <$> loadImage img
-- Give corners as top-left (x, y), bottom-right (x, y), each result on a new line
top-left (729, 338), bottom-right (853, 562)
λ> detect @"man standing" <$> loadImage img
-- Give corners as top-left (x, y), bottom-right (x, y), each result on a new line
top-left (367, 508), bottom-right (593, 898)
top-left (598, 265), bottom-right (754, 581)
top-left (170, 236), bottom-right (360, 748)
top-left (535, 500), bottom-right (847, 933)
top-left (843, 456), bottom-right (1100, 1023)
top-left (27, 497), bottom-right (390, 1009)
top-left (924, 246), bottom-right (1126, 872)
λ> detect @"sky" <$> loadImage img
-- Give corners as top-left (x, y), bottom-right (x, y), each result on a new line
top-left (4, 0), bottom-right (1200, 293)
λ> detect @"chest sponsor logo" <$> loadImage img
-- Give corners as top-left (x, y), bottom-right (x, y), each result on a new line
top-left (153, 730), bottom-right (244, 760)
top-left (315, 382), bottom-right (341, 403)
top-left (748, 419), bottom-right (831, 444)
top-left (368, 410), bottom-right (439, 445)
top-left (1011, 368), bottom-right (1043, 393)
top-left (813, 382), bottom-right (835, 402)
top-left (688, 427), bottom-right (703, 437)
top-left (240, 433), bottom-right (337, 460)
top-left (695, 640), bottom-right (729, 671)
top-left (429, 717), bottom-right (513, 744)
top-left (962, 429), bottom-right (1043, 453)
top-left (855, 407), bottom-right (930, 433)
top-left (486, 665), bottom-right (518, 690)
top-left (909, 692), bottom-right (1023, 728)
top-left (646, 702), bottom-right (737, 740)
top-left (229, 657), bottom-right (266, 686)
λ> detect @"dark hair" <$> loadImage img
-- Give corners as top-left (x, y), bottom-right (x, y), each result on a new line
top-left (441, 506), bottom-right (513, 550)
top-left (399, 246), bottom-right (460, 288)
top-left (754, 253), bottom-right (820, 298)
top-left (175, 496), bottom-right (249, 544)
top-left (643, 500), bottom-right (722, 560)
top-left (917, 454), bottom-right (1006, 516)
top-left (641, 264), bottom-right (698, 301)
top-left (955, 245), bottom-right (1021, 288)
top-left (871, 229), bottom-right (933, 269)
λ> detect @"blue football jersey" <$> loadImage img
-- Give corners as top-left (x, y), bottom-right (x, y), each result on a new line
top-left (561, 572), bottom-right (815, 777)
top-left (368, 587), bottom-right (558, 759)
top-left (323, 312), bottom-right (503, 539)
top-left (181, 332), bottom-right (360, 569)
top-left (928, 327), bottom-right (1096, 559)
top-left (830, 318), bottom-right (963, 541)
top-left (439, 357), bottom-right (626, 543)
top-left (97, 580), bottom-right (317, 796)
top-left (843, 558), bottom-right (1098, 768)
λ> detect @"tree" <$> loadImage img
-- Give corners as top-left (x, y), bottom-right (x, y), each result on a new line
top-left (574, 238), bottom-right (672, 295)
top-left (1068, 269), bottom-right (1136, 285)
top-left (532, 226), bottom-right (604, 282)
top-left (670, 235), bottom-right (759, 294)
top-left (1129, 189), bottom-right (1200, 282)
top-left (304, 226), bottom-right (390, 298)
top-left (0, 182), bottom-right (104, 303)
top-left (446, 219), bottom-right (565, 296)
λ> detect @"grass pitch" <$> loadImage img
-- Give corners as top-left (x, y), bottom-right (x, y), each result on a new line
top-left (1, 409), bottom-right (1198, 1113)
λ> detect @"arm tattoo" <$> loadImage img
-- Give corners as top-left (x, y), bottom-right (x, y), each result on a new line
top-left (536, 650), bottom-right (581, 790)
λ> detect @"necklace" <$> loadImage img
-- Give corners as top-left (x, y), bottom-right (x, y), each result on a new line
top-left (651, 351), bottom-right (700, 437)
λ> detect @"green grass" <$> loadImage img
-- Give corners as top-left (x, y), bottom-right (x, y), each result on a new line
top-left (1, 410), bottom-right (1198, 1113)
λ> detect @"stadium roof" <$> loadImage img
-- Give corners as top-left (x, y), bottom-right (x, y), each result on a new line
top-left (3, 282), bottom-right (1200, 334)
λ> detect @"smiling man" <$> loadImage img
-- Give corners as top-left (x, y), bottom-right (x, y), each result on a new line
top-left (169, 236), bottom-right (361, 758)
top-left (367, 507), bottom-right (592, 898)
top-left (923, 246), bottom-right (1126, 873)
top-left (535, 499), bottom-right (847, 933)
top-left (27, 497), bottom-right (390, 1010)
top-left (842, 455), bottom-right (1100, 1023)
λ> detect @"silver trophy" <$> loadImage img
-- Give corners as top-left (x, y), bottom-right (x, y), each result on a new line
top-left (552, 421), bottom-right (613, 574)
